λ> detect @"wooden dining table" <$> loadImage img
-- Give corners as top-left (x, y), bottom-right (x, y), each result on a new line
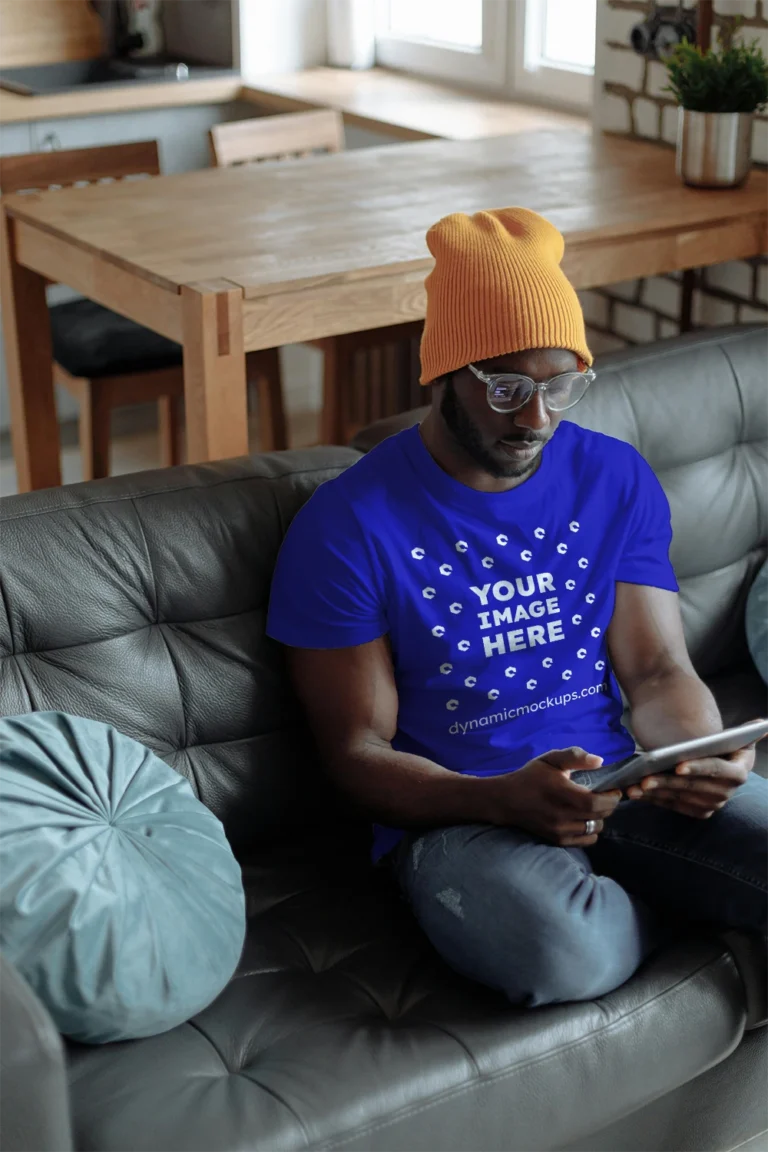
top-left (2, 129), bottom-right (766, 491)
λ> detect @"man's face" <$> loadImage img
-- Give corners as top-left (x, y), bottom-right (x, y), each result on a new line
top-left (437, 347), bottom-right (579, 480)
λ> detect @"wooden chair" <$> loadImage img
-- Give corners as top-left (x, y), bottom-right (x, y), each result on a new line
top-left (0, 141), bottom-right (289, 476)
top-left (210, 111), bottom-right (424, 445)
top-left (0, 142), bottom-right (185, 479)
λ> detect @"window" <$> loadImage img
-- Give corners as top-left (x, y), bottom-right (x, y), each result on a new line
top-left (516, 0), bottom-right (596, 106)
top-left (375, 0), bottom-right (508, 88)
top-left (386, 0), bottom-right (482, 49)
top-left (375, 0), bottom-right (596, 109)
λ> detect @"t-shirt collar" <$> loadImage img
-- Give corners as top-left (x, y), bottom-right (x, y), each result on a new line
top-left (396, 422), bottom-right (560, 515)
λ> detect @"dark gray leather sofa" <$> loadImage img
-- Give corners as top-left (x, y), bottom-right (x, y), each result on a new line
top-left (1, 326), bottom-right (766, 1152)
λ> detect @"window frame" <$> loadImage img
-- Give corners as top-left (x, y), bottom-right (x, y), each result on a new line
top-left (512, 0), bottom-right (595, 110)
top-left (374, 0), bottom-right (508, 90)
top-left (373, 0), bottom-right (595, 111)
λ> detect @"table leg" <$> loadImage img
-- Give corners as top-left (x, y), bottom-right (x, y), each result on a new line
top-left (0, 209), bottom-right (60, 491)
top-left (181, 282), bottom-right (249, 463)
top-left (680, 268), bottom-right (696, 333)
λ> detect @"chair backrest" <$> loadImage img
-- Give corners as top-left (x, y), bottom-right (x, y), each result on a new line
top-left (0, 140), bottom-right (160, 196)
top-left (210, 110), bottom-right (345, 168)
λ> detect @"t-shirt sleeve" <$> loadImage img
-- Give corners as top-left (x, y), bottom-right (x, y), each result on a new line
top-left (266, 482), bottom-right (387, 649)
top-left (615, 448), bottom-right (679, 592)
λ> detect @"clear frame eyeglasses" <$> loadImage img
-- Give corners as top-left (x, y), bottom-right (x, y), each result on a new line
top-left (468, 362), bottom-right (596, 414)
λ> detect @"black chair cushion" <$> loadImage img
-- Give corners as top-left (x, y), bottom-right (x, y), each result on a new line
top-left (50, 299), bottom-right (182, 380)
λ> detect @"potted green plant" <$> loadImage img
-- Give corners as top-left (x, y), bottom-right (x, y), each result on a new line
top-left (664, 22), bottom-right (768, 188)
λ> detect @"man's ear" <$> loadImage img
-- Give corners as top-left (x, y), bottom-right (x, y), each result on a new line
top-left (428, 375), bottom-right (448, 403)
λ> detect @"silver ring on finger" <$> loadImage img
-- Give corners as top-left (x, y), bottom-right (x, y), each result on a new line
top-left (585, 818), bottom-right (599, 835)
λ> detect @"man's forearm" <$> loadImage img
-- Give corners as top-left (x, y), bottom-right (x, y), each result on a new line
top-left (629, 666), bottom-right (722, 751)
top-left (328, 741), bottom-right (498, 828)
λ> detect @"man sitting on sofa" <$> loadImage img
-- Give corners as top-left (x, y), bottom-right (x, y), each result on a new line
top-left (267, 206), bottom-right (767, 1007)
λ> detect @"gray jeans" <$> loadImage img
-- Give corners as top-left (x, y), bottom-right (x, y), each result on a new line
top-left (392, 772), bottom-right (768, 1007)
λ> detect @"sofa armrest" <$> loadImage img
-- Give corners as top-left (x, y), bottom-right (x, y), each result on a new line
top-left (0, 953), bottom-right (73, 1152)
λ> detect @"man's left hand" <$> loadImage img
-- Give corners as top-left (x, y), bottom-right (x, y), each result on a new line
top-left (626, 745), bottom-right (756, 818)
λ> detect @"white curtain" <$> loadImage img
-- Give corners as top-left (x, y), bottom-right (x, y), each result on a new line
top-left (326, 0), bottom-right (376, 69)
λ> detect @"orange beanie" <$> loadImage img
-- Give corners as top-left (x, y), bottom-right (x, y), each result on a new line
top-left (419, 206), bottom-right (592, 385)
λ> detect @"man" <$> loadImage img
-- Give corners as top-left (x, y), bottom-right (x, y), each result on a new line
top-left (267, 207), bottom-right (767, 1006)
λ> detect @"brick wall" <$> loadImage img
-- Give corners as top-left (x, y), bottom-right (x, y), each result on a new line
top-left (584, 0), bottom-right (768, 353)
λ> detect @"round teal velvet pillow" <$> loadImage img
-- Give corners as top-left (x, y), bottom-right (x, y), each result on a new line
top-left (0, 712), bottom-right (246, 1044)
top-left (746, 560), bottom-right (768, 685)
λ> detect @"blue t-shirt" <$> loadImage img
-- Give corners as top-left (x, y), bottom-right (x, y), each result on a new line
top-left (267, 422), bottom-right (679, 861)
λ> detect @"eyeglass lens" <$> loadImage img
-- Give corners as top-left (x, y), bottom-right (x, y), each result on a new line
top-left (488, 373), bottom-right (590, 413)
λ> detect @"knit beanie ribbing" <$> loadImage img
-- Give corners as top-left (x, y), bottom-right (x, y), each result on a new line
top-left (419, 206), bottom-right (592, 384)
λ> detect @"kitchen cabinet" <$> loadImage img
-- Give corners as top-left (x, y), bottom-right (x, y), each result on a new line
top-left (0, 122), bottom-right (33, 154)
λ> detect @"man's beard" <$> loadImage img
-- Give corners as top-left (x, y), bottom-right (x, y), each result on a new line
top-left (440, 376), bottom-right (543, 480)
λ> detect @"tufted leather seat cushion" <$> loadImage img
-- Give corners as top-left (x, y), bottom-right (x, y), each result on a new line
top-left (62, 856), bottom-right (747, 1152)
top-left (50, 299), bottom-right (181, 379)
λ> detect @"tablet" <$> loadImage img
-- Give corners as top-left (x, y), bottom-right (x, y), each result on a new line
top-left (590, 718), bottom-right (768, 793)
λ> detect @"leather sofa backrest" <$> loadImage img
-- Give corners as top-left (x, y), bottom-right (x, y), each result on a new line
top-left (1, 329), bottom-right (765, 861)
top-left (0, 450), bottom-right (365, 862)
top-left (353, 327), bottom-right (768, 678)
top-left (564, 327), bottom-right (767, 676)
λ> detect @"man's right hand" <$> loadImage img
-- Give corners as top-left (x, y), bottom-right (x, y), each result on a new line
top-left (483, 747), bottom-right (622, 846)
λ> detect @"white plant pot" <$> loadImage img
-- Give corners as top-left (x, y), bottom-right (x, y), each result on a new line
top-left (327, 0), bottom-right (376, 70)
